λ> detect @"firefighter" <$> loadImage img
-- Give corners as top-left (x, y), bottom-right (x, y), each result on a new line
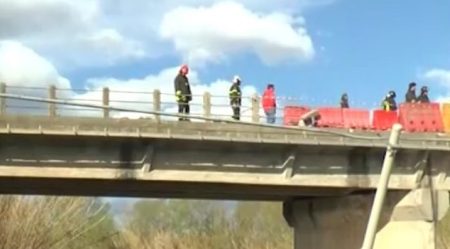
top-left (229, 75), bottom-right (242, 121)
top-left (418, 86), bottom-right (430, 103)
top-left (174, 64), bottom-right (192, 121)
top-left (262, 84), bottom-right (276, 124)
top-left (382, 90), bottom-right (397, 111)
top-left (405, 82), bottom-right (417, 103)
top-left (340, 93), bottom-right (349, 108)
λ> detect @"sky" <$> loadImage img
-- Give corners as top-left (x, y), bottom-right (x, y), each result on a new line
top-left (1, 0), bottom-right (450, 113)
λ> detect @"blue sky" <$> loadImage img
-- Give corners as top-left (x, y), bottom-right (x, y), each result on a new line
top-left (303, 0), bottom-right (450, 105)
top-left (1, 0), bottom-right (450, 111)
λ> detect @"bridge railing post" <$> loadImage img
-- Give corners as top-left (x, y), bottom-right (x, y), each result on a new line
top-left (251, 93), bottom-right (260, 123)
top-left (0, 83), bottom-right (5, 116)
top-left (102, 87), bottom-right (110, 118)
top-left (203, 91), bottom-right (211, 121)
top-left (153, 89), bottom-right (161, 122)
top-left (48, 85), bottom-right (56, 117)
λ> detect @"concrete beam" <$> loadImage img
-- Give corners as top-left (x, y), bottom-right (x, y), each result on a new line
top-left (0, 115), bottom-right (450, 198)
top-left (0, 176), bottom-right (351, 200)
top-left (0, 134), bottom-right (449, 186)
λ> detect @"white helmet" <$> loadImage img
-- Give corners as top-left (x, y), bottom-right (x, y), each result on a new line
top-left (233, 75), bottom-right (241, 84)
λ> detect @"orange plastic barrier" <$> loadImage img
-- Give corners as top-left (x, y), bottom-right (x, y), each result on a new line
top-left (283, 106), bottom-right (310, 126)
top-left (399, 103), bottom-right (444, 133)
top-left (442, 103), bottom-right (450, 133)
top-left (343, 108), bottom-right (371, 129)
top-left (317, 107), bottom-right (343, 128)
top-left (372, 110), bottom-right (398, 131)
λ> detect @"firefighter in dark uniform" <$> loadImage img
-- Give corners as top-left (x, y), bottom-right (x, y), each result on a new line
top-left (340, 93), bottom-right (349, 108)
top-left (382, 90), bottom-right (397, 111)
top-left (229, 75), bottom-right (242, 120)
top-left (405, 82), bottom-right (417, 103)
top-left (174, 64), bottom-right (192, 121)
top-left (418, 86), bottom-right (430, 103)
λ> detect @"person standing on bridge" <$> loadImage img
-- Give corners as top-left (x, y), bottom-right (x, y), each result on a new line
top-left (229, 75), bottom-right (242, 121)
top-left (405, 82), bottom-right (417, 103)
top-left (381, 90), bottom-right (397, 111)
top-left (340, 93), bottom-right (349, 108)
top-left (262, 84), bottom-right (277, 124)
top-left (418, 86), bottom-right (430, 103)
top-left (174, 64), bottom-right (192, 121)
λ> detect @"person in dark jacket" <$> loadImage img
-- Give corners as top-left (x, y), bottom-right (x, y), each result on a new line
top-left (418, 86), bottom-right (430, 103)
top-left (382, 90), bottom-right (397, 111)
top-left (405, 82), bottom-right (417, 103)
top-left (174, 64), bottom-right (192, 121)
top-left (229, 75), bottom-right (242, 120)
top-left (340, 93), bottom-right (349, 108)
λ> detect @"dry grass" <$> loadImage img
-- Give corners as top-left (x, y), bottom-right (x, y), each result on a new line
top-left (0, 197), bottom-right (292, 249)
top-left (116, 200), bottom-right (293, 249)
top-left (117, 229), bottom-right (291, 249)
top-left (3, 195), bottom-right (450, 249)
top-left (0, 196), bottom-right (113, 249)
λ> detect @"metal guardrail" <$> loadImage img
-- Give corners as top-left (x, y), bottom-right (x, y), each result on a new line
top-left (0, 83), bottom-right (288, 124)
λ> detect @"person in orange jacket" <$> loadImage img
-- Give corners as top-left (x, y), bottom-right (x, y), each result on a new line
top-left (262, 84), bottom-right (276, 124)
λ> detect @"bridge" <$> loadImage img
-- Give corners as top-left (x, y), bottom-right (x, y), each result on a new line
top-left (0, 84), bottom-right (450, 249)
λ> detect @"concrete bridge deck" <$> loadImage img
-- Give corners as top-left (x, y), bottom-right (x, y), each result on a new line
top-left (0, 115), bottom-right (449, 200)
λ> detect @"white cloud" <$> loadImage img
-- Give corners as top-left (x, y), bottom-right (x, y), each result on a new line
top-left (0, 0), bottom-right (99, 38)
top-left (0, 0), bottom-right (148, 66)
top-left (0, 41), bottom-right (71, 114)
top-left (160, 1), bottom-right (315, 65)
top-left (0, 0), bottom-right (330, 68)
top-left (0, 40), bottom-right (69, 88)
top-left (424, 69), bottom-right (450, 86)
top-left (423, 69), bottom-right (450, 102)
top-left (78, 29), bottom-right (147, 63)
top-left (0, 41), bottom-right (258, 120)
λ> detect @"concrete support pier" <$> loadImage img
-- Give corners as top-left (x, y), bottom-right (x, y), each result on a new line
top-left (374, 189), bottom-right (449, 249)
top-left (284, 190), bottom-right (449, 249)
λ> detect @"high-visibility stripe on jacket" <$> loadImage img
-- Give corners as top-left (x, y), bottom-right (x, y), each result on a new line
top-left (382, 100), bottom-right (390, 111)
top-left (174, 74), bottom-right (192, 102)
top-left (229, 83), bottom-right (241, 105)
top-left (381, 98), bottom-right (397, 111)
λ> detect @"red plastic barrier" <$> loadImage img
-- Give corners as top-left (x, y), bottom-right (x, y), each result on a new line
top-left (317, 107), bottom-right (343, 128)
top-left (399, 103), bottom-right (444, 133)
top-left (343, 108), bottom-right (371, 129)
top-left (372, 110), bottom-right (399, 131)
top-left (283, 106), bottom-right (310, 126)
